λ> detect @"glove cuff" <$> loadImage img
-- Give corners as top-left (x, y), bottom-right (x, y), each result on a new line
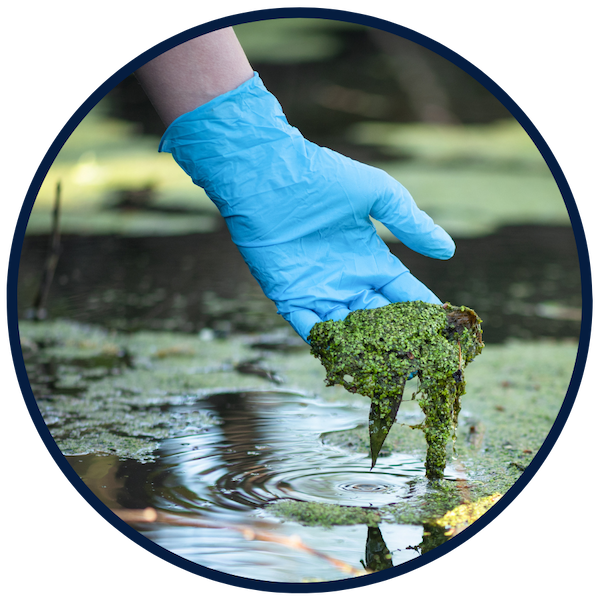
top-left (157, 71), bottom-right (348, 248)
top-left (158, 72), bottom-right (302, 204)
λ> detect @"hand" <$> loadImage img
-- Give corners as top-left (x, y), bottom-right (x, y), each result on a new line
top-left (160, 73), bottom-right (455, 341)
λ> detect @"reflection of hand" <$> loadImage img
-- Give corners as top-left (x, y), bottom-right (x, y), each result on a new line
top-left (160, 73), bottom-right (455, 341)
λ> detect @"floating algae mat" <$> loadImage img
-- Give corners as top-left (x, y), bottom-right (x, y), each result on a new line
top-left (309, 301), bottom-right (484, 478)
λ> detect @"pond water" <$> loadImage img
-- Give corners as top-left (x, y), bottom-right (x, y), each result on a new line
top-left (67, 390), bottom-right (433, 582)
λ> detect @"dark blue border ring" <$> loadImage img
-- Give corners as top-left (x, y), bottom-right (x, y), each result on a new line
top-left (7, 6), bottom-right (592, 594)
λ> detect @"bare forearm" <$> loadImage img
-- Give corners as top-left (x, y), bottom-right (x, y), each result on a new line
top-left (135, 27), bottom-right (253, 126)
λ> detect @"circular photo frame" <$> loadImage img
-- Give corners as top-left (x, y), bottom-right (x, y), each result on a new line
top-left (7, 7), bottom-right (591, 593)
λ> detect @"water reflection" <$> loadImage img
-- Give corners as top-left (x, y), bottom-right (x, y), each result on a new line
top-left (67, 391), bottom-right (440, 581)
top-left (363, 526), bottom-right (394, 572)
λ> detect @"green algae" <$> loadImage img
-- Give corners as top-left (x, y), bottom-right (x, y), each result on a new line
top-left (320, 338), bottom-right (575, 528)
top-left (267, 499), bottom-right (381, 528)
top-left (309, 301), bottom-right (484, 478)
top-left (19, 319), bottom-right (270, 462)
top-left (18, 314), bottom-right (579, 567)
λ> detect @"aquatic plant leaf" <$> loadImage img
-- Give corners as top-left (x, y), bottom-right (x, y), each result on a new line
top-left (309, 301), bottom-right (484, 477)
top-left (368, 388), bottom-right (404, 468)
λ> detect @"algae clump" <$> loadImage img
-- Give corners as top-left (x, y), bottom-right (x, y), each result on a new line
top-left (309, 301), bottom-right (484, 479)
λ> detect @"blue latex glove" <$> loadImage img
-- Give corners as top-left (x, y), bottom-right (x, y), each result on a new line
top-left (160, 73), bottom-right (455, 341)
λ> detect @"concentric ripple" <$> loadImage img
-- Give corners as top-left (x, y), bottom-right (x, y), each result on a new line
top-left (153, 390), bottom-right (425, 512)
top-left (273, 470), bottom-right (411, 507)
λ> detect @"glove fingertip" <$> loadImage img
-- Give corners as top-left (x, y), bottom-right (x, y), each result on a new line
top-left (380, 272), bottom-right (441, 304)
top-left (371, 178), bottom-right (456, 260)
top-left (433, 228), bottom-right (456, 260)
top-left (285, 309), bottom-right (321, 343)
top-left (323, 306), bottom-right (351, 323)
top-left (392, 223), bottom-right (456, 260)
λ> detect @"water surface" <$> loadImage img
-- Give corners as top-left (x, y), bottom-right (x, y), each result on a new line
top-left (68, 390), bottom-right (432, 582)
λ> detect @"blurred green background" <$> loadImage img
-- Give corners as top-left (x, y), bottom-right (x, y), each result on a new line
top-left (28, 18), bottom-right (568, 238)
top-left (19, 18), bottom-right (580, 344)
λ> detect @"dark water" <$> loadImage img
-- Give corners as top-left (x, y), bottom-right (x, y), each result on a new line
top-left (18, 223), bottom-right (581, 343)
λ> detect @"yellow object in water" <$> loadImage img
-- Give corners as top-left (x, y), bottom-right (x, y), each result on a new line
top-left (435, 493), bottom-right (503, 537)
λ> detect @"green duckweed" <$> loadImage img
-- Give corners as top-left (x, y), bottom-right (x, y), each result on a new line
top-left (309, 301), bottom-right (484, 478)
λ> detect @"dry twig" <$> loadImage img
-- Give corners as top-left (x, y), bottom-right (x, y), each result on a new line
top-left (32, 181), bottom-right (62, 319)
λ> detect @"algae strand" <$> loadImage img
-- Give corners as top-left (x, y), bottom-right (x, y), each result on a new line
top-left (309, 301), bottom-right (484, 479)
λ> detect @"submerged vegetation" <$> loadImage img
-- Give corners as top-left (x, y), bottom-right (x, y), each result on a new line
top-left (309, 301), bottom-right (484, 477)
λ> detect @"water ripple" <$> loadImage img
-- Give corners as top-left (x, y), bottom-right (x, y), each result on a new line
top-left (153, 390), bottom-right (425, 512)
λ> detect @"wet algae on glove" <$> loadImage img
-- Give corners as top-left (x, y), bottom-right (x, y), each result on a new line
top-left (309, 301), bottom-right (484, 479)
